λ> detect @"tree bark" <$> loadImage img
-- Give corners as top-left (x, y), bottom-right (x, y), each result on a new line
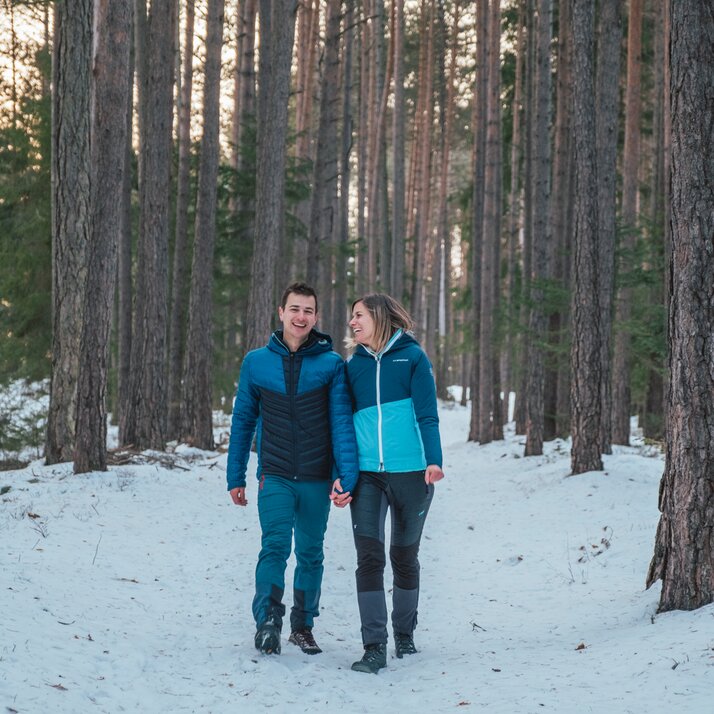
top-left (409, 0), bottom-right (435, 333)
top-left (74, 0), bottom-right (132, 473)
top-left (595, 0), bottom-right (621, 455)
top-left (356, 0), bottom-right (369, 295)
top-left (611, 0), bottom-right (643, 446)
top-left (524, 0), bottom-right (552, 456)
top-left (433, 0), bottom-right (460, 399)
top-left (478, 0), bottom-right (500, 444)
top-left (391, 0), bottom-right (406, 302)
top-left (227, 0), bottom-right (257, 363)
top-left (292, 0), bottom-right (319, 273)
top-left (245, 0), bottom-right (299, 351)
top-left (468, 0), bottom-right (488, 442)
top-left (116, 40), bottom-right (134, 432)
top-left (513, 0), bottom-right (534, 436)
top-left (569, 0), bottom-right (602, 475)
top-left (179, 0), bottom-right (225, 449)
top-left (503, 0), bottom-right (525, 417)
top-left (306, 0), bottom-right (341, 311)
top-left (333, 0), bottom-right (354, 353)
top-left (647, 0), bottom-right (714, 611)
top-left (120, 0), bottom-right (176, 450)
top-left (46, 0), bottom-right (92, 464)
top-left (167, 0), bottom-right (196, 440)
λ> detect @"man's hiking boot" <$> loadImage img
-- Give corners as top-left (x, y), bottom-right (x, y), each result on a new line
top-left (351, 643), bottom-right (387, 674)
top-left (394, 632), bottom-right (417, 659)
top-left (288, 627), bottom-right (322, 655)
top-left (254, 616), bottom-right (281, 655)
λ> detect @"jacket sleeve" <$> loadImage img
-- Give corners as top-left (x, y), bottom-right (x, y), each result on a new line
top-left (226, 354), bottom-right (260, 490)
top-left (328, 358), bottom-right (360, 493)
top-left (411, 350), bottom-right (443, 467)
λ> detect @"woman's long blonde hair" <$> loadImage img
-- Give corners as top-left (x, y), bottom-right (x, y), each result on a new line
top-left (346, 293), bottom-right (414, 353)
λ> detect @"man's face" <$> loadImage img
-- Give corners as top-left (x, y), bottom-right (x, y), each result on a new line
top-left (278, 292), bottom-right (318, 346)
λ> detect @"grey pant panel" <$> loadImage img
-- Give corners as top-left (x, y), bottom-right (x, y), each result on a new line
top-left (357, 589), bottom-right (389, 645)
top-left (392, 586), bottom-right (419, 635)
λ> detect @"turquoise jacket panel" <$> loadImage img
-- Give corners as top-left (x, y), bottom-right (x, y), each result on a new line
top-left (346, 331), bottom-right (442, 472)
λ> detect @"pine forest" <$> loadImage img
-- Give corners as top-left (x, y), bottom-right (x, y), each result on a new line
top-left (0, 1), bottom-right (712, 611)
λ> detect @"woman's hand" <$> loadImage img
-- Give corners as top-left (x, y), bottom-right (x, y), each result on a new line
top-left (424, 465), bottom-right (444, 484)
top-left (330, 478), bottom-right (353, 508)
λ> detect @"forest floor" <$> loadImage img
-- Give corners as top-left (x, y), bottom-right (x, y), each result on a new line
top-left (1, 397), bottom-right (713, 713)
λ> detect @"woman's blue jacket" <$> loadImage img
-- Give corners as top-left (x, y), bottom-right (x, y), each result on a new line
top-left (345, 330), bottom-right (442, 473)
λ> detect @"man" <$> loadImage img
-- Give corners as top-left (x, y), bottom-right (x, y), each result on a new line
top-left (227, 282), bottom-right (358, 656)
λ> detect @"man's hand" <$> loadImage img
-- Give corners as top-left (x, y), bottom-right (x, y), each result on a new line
top-left (330, 478), bottom-right (352, 508)
top-left (424, 465), bottom-right (444, 484)
top-left (230, 487), bottom-right (247, 506)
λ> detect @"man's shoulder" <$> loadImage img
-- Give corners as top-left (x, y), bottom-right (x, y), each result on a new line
top-left (240, 345), bottom-right (276, 375)
top-left (242, 346), bottom-right (268, 364)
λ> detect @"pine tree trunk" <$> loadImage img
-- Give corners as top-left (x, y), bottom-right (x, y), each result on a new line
top-left (391, 0), bottom-right (406, 302)
top-left (167, 0), bottom-right (195, 440)
top-left (306, 0), bottom-right (341, 310)
top-left (468, 0), bottom-right (489, 442)
top-left (74, 0), bottom-right (132, 473)
top-left (121, 0), bottom-right (176, 450)
top-left (432, 1), bottom-right (460, 399)
top-left (116, 44), bottom-right (134, 431)
top-left (544, 0), bottom-right (572, 441)
top-left (524, 0), bottom-right (552, 456)
top-left (478, 0), bottom-right (500, 444)
top-left (647, 0), bottom-right (714, 610)
top-left (642, 0), bottom-right (666, 442)
top-left (228, 0), bottom-right (257, 362)
top-left (46, 0), bottom-right (92, 464)
top-left (333, 1), bottom-right (354, 353)
top-left (514, 0), bottom-right (534, 436)
top-left (569, 0), bottom-right (602, 475)
top-left (611, 0), bottom-right (643, 446)
top-left (356, 0), bottom-right (369, 295)
top-left (179, 0), bottom-right (225, 449)
top-left (409, 0), bottom-right (435, 332)
top-left (245, 0), bottom-right (298, 351)
top-left (503, 0), bottom-right (525, 416)
top-left (595, 0), bottom-right (621, 455)
top-left (293, 0), bottom-right (319, 273)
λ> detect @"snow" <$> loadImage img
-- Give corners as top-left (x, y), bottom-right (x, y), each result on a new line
top-left (2, 400), bottom-right (713, 713)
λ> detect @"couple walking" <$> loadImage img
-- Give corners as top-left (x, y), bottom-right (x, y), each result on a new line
top-left (226, 282), bottom-right (444, 674)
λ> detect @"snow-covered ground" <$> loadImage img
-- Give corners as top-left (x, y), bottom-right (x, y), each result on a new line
top-left (2, 400), bottom-right (712, 713)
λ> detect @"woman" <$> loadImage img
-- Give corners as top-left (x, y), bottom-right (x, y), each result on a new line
top-left (336, 293), bottom-right (444, 674)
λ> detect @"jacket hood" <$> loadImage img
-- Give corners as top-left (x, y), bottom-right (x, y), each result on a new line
top-left (268, 328), bottom-right (334, 356)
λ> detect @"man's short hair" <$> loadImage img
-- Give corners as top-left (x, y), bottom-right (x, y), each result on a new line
top-left (280, 282), bottom-right (318, 312)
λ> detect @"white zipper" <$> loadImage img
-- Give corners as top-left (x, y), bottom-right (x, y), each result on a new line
top-left (375, 354), bottom-right (384, 470)
top-left (366, 329), bottom-right (403, 472)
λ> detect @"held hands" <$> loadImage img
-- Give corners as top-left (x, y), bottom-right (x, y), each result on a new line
top-left (330, 478), bottom-right (352, 508)
top-left (229, 487), bottom-right (247, 506)
top-left (425, 464), bottom-right (445, 484)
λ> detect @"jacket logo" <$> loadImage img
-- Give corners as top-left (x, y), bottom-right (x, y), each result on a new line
top-left (392, 358), bottom-right (409, 362)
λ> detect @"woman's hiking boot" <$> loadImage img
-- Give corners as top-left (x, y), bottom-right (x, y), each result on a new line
top-left (254, 616), bottom-right (281, 655)
top-left (394, 632), bottom-right (417, 659)
top-left (288, 627), bottom-right (322, 654)
top-left (351, 643), bottom-right (387, 674)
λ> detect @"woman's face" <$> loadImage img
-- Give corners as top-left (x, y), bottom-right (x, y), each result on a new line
top-left (349, 301), bottom-right (376, 349)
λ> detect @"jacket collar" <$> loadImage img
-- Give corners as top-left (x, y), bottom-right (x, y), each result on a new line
top-left (269, 329), bottom-right (332, 355)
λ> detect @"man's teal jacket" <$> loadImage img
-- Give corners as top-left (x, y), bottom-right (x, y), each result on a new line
top-left (226, 330), bottom-right (359, 493)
